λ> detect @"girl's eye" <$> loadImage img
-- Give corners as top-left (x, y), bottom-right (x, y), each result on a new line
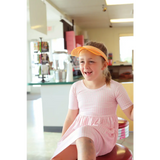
top-left (79, 61), bottom-right (94, 64)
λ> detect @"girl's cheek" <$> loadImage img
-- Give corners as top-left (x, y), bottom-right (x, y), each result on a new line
top-left (80, 63), bottom-right (83, 68)
top-left (79, 65), bottom-right (83, 70)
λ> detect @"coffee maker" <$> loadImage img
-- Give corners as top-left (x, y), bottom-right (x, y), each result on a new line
top-left (52, 51), bottom-right (72, 82)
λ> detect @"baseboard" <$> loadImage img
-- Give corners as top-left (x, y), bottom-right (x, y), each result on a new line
top-left (44, 126), bottom-right (62, 132)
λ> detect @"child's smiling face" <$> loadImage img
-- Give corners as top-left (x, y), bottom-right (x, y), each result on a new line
top-left (79, 50), bottom-right (107, 81)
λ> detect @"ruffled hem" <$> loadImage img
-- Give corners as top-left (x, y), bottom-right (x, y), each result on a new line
top-left (61, 114), bottom-right (118, 141)
top-left (51, 114), bottom-right (118, 159)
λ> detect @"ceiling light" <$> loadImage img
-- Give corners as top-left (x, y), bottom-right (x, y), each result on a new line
top-left (106, 0), bottom-right (133, 5)
top-left (110, 18), bottom-right (134, 23)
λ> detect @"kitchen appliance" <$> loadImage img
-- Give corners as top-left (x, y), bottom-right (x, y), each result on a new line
top-left (52, 50), bottom-right (71, 82)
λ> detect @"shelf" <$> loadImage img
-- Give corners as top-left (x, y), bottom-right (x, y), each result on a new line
top-left (34, 62), bottom-right (49, 65)
top-left (108, 65), bottom-right (132, 67)
top-left (35, 74), bottom-right (47, 78)
top-left (37, 76), bottom-right (47, 78)
top-left (34, 51), bottom-right (49, 53)
top-left (53, 51), bottom-right (68, 54)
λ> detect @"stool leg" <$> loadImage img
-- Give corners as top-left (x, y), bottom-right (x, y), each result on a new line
top-left (76, 137), bottom-right (96, 160)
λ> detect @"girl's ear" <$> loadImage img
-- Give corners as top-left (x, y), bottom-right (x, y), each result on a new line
top-left (101, 61), bottom-right (108, 70)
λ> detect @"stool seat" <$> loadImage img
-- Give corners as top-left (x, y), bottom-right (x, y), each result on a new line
top-left (118, 117), bottom-right (129, 129)
top-left (118, 117), bottom-right (130, 140)
top-left (96, 143), bottom-right (132, 160)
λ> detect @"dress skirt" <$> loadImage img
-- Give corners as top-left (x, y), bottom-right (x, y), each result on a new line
top-left (51, 111), bottom-right (119, 159)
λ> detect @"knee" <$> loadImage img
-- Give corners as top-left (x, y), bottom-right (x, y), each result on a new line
top-left (76, 137), bottom-right (94, 146)
top-left (76, 137), bottom-right (93, 144)
top-left (76, 137), bottom-right (96, 160)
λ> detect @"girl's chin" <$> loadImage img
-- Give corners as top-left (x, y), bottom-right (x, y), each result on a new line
top-left (83, 74), bottom-right (93, 81)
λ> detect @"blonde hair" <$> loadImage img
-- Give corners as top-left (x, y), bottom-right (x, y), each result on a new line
top-left (85, 41), bottom-right (112, 86)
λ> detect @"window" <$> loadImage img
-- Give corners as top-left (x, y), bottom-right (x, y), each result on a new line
top-left (119, 36), bottom-right (134, 64)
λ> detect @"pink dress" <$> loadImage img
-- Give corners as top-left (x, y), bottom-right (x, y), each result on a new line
top-left (51, 80), bottom-right (133, 159)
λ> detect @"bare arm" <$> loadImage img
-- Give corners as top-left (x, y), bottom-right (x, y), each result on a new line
top-left (123, 105), bottom-right (134, 121)
top-left (61, 109), bottom-right (79, 136)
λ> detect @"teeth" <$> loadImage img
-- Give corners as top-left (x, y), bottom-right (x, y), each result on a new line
top-left (85, 72), bottom-right (92, 74)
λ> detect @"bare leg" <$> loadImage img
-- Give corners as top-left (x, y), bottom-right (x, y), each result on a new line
top-left (76, 137), bottom-right (96, 160)
top-left (51, 145), bottom-right (77, 160)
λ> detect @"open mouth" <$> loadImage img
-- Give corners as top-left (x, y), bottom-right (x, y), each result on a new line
top-left (84, 71), bottom-right (92, 76)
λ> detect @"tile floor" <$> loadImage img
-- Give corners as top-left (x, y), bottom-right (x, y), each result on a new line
top-left (27, 94), bottom-right (133, 160)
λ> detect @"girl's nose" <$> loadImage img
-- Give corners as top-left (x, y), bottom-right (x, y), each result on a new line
top-left (84, 62), bottom-right (89, 69)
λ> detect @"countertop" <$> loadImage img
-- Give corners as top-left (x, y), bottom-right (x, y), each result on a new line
top-left (27, 76), bottom-right (83, 85)
top-left (28, 76), bottom-right (133, 86)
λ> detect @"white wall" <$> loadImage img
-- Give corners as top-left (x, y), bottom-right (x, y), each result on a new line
top-left (27, 21), bottom-right (64, 93)
top-left (24, 24), bottom-right (31, 92)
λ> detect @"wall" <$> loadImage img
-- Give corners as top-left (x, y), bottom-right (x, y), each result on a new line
top-left (27, 20), bottom-right (64, 93)
top-left (82, 27), bottom-right (133, 62)
top-left (24, 37), bottom-right (31, 92)
top-left (24, 24), bottom-right (31, 92)
top-left (117, 82), bottom-right (133, 131)
top-left (74, 24), bottom-right (82, 36)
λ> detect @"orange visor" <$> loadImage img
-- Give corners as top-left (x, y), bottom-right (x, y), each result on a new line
top-left (71, 46), bottom-right (108, 65)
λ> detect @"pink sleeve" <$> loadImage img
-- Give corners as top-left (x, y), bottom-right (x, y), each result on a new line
top-left (115, 84), bottom-right (133, 110)
top-left (68, 84), bottom-right (79, 110)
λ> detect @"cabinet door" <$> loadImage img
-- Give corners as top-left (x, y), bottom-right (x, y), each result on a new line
top-left (75, 35), bottom-right (84, 47)
top-left (65, 31), bottom-right (75, 54)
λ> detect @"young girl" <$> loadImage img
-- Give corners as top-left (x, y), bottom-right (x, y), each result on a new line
top-left (51, 41), bottom-right (134, 160)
